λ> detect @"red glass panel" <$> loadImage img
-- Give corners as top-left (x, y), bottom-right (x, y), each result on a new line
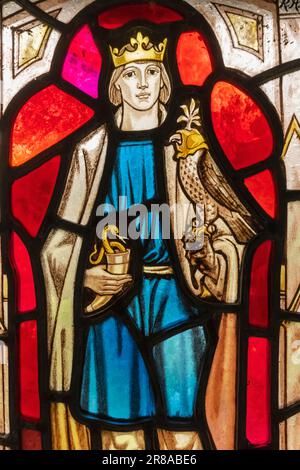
top-left (249, 241), bottom-right (272, 328)
top-left (244, 170), bottom-right (276, 219)
top-left (211, 82), bottom-right (274, 170)
top-left (10, 85), bottom-right (94, 167)
top-left (177, 31), bottom-right (213, 86)
top-left (19, 321), bottom-right (40, 421)
top-left (246, 337), bottom-right (271, 447)
top-left (10, 233), bottom-right (36, 313)
top-left (12, 156), bottom-right (60, 237)
top-left (98, 4), bottom-right (183, 28)
top-left (62, 25), bottom-right (102, 98)
top-left (21, 429), bottom-right (42, 450)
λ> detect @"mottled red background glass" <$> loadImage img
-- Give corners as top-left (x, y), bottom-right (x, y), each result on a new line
top-left (10, 233), bottom-right (36, 313)
top-left (21, 429), bottom-right (42, 450)
top-left (12, 156), bottom-right (60, 237)
top-left (10, 85), bottom-right (94, 167)
top-left (98, 4), bottom-right (183, 28)
top-left (249, 241), bottom-right (272, 328)
top-left (245, 170), bottom-right (276, 218)
top-left (177, 31), bottom-right (213, 86)
top-left (19, 321), bottom-right (40, 421)
top-left (246, 337), bottom-right (271, 446)
top-left (211, 82), bottom-right (274, 170)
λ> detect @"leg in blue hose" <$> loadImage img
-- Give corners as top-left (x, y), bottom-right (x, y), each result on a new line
top-left (152, 326), bottom-right (207, 419)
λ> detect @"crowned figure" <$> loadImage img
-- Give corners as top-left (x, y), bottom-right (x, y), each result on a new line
top-left (41, 28), bottom-right (256, 450)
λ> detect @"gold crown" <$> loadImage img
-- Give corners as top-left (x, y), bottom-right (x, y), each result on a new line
top-left (110, 31), bottom-right (167, 68)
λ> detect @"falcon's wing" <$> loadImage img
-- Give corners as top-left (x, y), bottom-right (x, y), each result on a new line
top-left (198, 150), bottom-right (259, 242)
top-left (199, 151), bottom-right (249, 216)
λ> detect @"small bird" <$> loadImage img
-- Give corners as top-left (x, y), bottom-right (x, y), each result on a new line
top-left (170, 99), bottom-right (258, 245)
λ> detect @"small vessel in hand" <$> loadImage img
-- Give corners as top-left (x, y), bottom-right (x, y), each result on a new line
top-left (85, 225), bottom-right (130, 314)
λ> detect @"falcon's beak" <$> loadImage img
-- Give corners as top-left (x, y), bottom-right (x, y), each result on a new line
top-left (169, 133), bottom-right (183, 145)
top-left (173, 129), bottom-right (209, 159)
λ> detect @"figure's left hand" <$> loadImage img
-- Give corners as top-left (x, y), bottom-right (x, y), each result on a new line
top-left (188, 225), bottom-right (219, 280)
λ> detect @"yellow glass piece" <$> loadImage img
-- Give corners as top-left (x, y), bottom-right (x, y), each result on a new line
top-left (0, 341), bottom-right (9, 436)
top-left (143, 265), bottom-right (174, 275)
top-left (157, 430), bottom-right (203, 450)
top-left (278, 324), bottom-right (287, 410)
top-left (101, 430), bottom-right (145, 450)
top-left (280, 265), bottom-right (286, 309)
top-left (226, 13), bottom-right (259, 52)
top-left (1, 274), bottom-right (8, 333)
top-left (110, 31), bottom-right (167, 67)
top-left (17, 22), bottom-right (52, 69)
top-left (50, 403), bottom-right (91, 450)
top-left (175, 129), bottom-right (208, 159)
top-left (282, 115), bottom-right (300, 159)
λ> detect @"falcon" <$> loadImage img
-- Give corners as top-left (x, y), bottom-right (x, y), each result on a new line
top-left (170, 99), bottom-right (258, 245)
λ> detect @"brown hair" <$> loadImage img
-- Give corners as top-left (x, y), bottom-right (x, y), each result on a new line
top-left (108, 61), bottom-right (171, 107)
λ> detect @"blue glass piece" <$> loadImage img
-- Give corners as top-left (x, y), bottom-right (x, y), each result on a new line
top-left (81, 316), bottom-right (155, 419)
top-left (153, 326), bottom-right (207, 418)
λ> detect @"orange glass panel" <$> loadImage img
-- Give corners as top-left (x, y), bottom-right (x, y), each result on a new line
top-left (10, 85), bottom-right (94, 167)
top-left (211, 82), bottom-right (273, 169)
top-left (205, 314), bottom-right (237, 450)
top-left (177, 31), bottom-right (213, 86)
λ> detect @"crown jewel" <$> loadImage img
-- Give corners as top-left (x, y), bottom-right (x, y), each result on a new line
top-left (110, 31), bottom-right (167, 68)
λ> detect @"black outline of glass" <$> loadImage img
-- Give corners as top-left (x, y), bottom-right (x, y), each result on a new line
top-left (0, 0), bottom-right (298, 451)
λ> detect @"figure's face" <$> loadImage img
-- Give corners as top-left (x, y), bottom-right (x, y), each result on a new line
top-left (115, 61), bottom-right (162, 111)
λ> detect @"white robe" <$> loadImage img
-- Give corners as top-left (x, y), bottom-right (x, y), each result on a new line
top-left (41, 124), bottom-right (243, 392)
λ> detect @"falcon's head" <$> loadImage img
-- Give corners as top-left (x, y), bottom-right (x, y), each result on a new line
top-left (169, 98), bottom-right (209, 159)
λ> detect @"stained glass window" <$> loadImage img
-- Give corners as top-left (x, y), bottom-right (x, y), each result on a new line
top-left (0, 0), bottom-right (300, 453)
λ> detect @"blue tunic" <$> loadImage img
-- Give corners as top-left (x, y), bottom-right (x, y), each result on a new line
top-left (80, 140), bottom-right (207, 422)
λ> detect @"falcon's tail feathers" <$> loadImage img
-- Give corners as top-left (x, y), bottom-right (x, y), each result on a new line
top-left (223, 211), bottom-right (257, 244)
